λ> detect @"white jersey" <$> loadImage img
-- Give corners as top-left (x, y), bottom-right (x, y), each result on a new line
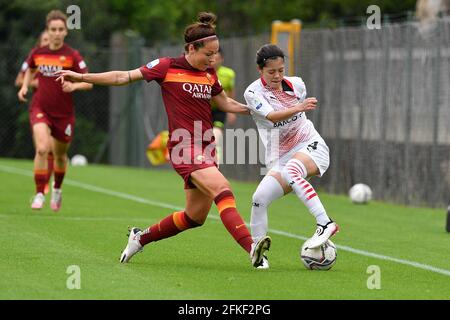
top-left (244, 76), bottom-right (318, 166)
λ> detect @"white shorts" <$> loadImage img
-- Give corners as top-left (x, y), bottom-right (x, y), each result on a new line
top-left (268, 135), bottom-right (330, 177)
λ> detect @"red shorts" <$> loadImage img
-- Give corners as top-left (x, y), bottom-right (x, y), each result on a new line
top-left (169, 143), bottom-right (218, 189)
top-left (29, 108), bottom-right (75, 143)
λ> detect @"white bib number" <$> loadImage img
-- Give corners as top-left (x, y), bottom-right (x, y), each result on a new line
top-left (65, 124), bottom-right (72, 137)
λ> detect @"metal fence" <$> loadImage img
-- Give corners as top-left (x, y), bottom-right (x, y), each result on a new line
top-left (299, 19), bottom-right (450, 207)
top-left (1, 17), bottom-right (449, 207)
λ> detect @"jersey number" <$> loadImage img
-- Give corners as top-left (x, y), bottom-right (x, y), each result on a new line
top-left (307, 141), bottom-right (318, 152)
top-left (65, 124), bottom-right (72, 137)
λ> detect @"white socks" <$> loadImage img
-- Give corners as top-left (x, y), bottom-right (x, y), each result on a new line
top-left (250, 175), bottom-right (284, 242)
top-left (281, 159), bottom-right (331, 225)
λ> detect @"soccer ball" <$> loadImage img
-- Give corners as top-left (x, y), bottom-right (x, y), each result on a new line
top-left (300, 239), bottom-right (337, 270)
top-left (349, 183), bottom-right (372, 204)
top-left (71, 154), bottom-right (88, 166)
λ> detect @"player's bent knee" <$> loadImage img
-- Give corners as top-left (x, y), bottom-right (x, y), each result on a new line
top-left (35, 147), bottom-right (49, 158)
top-left (216, 183), bottom-right (232, 196)
top-left (282, 159), bottom-right (307, 182)
top-left (252, 190), bottom-right (269, 209)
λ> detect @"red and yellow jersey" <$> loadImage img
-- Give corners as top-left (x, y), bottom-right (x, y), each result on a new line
top-left (139, 55), bottom-right (223, 149)
top-left (25, 44), bottom-right (88, 117)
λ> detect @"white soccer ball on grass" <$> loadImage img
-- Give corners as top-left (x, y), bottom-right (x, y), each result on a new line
top-left (71, 154), bottom-right (88, 166)
top-left (349, 183), bottom-right (372, 204)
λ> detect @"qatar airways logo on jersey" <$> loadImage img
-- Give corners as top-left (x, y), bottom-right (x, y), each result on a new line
top-left (273, 114), bottom-right (302, 128)
top-left (38, 65), bottom-right (63, 77)
top-left (182, 83), bottom-right (212, 100)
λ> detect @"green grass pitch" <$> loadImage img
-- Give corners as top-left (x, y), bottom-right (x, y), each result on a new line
top-left (0, 158), bottom-right (449, 299)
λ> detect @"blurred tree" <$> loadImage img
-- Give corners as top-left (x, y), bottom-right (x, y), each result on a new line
top-left (0, 0), bottom-right (418, 48)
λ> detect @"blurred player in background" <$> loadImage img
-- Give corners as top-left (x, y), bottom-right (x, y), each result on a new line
top-left (15, 30), bottom-right (54, 195)
top-left (244, 44), bottom-right (339, 268)
top-left (56, 12), bottom-right (271, 268)
top-left (210, 47), bottom-right (236, 163)
top-left (18, 10), bottom-right (93, 211)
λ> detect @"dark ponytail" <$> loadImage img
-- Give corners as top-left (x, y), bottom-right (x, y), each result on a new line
top-left (184, 12), bottom-right (218, 51)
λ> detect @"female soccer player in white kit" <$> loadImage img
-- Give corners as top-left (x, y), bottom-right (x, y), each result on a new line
top-left (244, 44), bottom-right (339, 268)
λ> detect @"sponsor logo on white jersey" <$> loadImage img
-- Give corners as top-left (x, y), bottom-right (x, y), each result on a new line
top-left (273, 114), bottom-right (301, 128)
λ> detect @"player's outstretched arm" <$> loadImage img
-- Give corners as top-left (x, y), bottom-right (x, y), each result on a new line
top-left (212, 90), bottom-right (250, 115)
top-left (55, 68), bottom-right (144, 86)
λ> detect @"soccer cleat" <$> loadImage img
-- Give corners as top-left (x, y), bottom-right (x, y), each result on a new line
top-left (120, 227), bottom-right (143, 263)
top-left (307, 220), bottom-right (339, 249)
top-left (250, 235), bottom-right (271, 267)
top-left (255, 255), bottom-right (269, 270)
top-left (31, 193), bottom-right (45, 210)
top-left (50, 187), bottom-right (62, 212)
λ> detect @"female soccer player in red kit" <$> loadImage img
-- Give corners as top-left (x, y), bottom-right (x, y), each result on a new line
top-left (18, 10), bottom-right (93, 211)
top-left (15, 30), bottom-right (54, 195)
top-left (56, 12), bottom-right (270, 268)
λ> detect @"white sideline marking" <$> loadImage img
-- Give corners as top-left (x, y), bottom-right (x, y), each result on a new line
top-left (1, 163), bottom-right (450, 277)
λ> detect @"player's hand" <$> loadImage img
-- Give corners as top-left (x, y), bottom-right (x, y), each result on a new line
top-left (55, 70), bottom-right (83, 84)
top-left (297, 97), bottom-right (318, 112)
top-left (62, 81), bottom-right (76, 93)
top-left (18, 86), bottom-right (28, 102)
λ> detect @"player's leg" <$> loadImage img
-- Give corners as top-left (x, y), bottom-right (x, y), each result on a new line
top-left (45, 139), bottom-right (54, 195)
top-left (190, 166), bottom-right (270, 267)
top-left (31, 123), bottom-right (51, 209)
top-left (120, 189), bottom-right (210, 263)
top-left (50, 138), bottom-right (70, 212)
top-left (250, 172), bottom-right (288, 269)
top-left (280, 143), bottom-right (339, 248)
top-left (190, 166), bottom-right (255, 252)
top-left (250, 172), bottom-right (288, 243)
top-left (140, 188), bottom-right (210, 244)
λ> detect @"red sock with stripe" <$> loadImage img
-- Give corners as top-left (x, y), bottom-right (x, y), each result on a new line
top-left (139, 211), bottom-right (200, 246)
top-left (53, 165), bottom-right (66, 189)
top-left (214, 190), bottom-right (253, 253)
top-left (281, 159), bottom-right (331, 225)
top-left (34, 169), bottom-right (47, 194)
